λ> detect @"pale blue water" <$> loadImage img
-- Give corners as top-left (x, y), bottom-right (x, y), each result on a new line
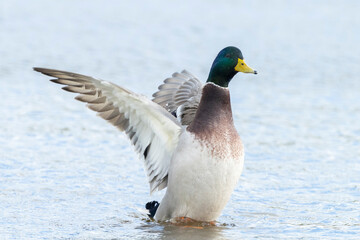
top-left (1, 0), bottom-right (360, 239)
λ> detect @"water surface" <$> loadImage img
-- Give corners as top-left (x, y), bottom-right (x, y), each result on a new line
top-left (1, 0), bottom-right (360, 239)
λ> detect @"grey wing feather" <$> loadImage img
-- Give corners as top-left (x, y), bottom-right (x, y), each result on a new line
top-left (152, 70), bottom-right (203, 125)
top-left (34, 67), bottom-right (181, 194)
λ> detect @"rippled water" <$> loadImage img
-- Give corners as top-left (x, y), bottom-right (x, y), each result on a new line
top-left (1, 0), bottom-right (360, 239)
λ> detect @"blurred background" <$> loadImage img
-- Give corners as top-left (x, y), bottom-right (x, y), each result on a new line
top-left (1, 0), bottom-right (359, 239)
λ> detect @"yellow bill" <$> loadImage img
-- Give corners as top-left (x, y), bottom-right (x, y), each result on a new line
top-left (234, 58), bottom-right (257, 74)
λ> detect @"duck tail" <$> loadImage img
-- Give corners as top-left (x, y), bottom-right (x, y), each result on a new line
top-left (145, 201), bottom-right (160, 219)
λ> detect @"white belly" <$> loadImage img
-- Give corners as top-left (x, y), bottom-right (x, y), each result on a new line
top-left (155, 131), bottom-right (244, 221)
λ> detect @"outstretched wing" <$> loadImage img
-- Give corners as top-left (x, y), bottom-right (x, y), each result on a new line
top-left (152, 70), bottom-right (203, 125)
top-left (34, 68), bottom-right (182, 194)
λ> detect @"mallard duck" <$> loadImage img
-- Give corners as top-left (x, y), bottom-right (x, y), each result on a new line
top-left (34, 46), bottom-right (257, 222)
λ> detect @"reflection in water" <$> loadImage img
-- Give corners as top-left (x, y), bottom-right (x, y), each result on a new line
top-left (160, 225), bottom-right (227, 240)
top-left (138, 221), bottom-right (230, 240)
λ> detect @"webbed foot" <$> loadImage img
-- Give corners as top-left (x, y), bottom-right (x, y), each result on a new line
top-left (145, 201), bottom-right (159, 218)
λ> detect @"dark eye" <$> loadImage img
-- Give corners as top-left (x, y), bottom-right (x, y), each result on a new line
top-left (241, 63), bottom-right (244, 65)
top-left (225, 54), bottom-right (231, 58)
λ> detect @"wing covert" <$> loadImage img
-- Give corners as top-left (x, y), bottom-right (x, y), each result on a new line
top-left (152, 70), bottom-right (203, 125)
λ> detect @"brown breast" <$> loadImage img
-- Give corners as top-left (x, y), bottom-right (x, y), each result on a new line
top-left (187, 83), bottom-right (243, 159)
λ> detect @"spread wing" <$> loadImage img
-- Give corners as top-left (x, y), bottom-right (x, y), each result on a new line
top-left (152, 70), bottom-right (203, 125)
top-left (34, 68), bottom-right (182, 194)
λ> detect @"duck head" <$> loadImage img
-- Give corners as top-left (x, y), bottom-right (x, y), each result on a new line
top-left (206, 46), bottom-right (257, 87)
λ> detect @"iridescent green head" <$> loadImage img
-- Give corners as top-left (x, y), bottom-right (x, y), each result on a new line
top-left (206, 46), bottom-right (257, 87)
